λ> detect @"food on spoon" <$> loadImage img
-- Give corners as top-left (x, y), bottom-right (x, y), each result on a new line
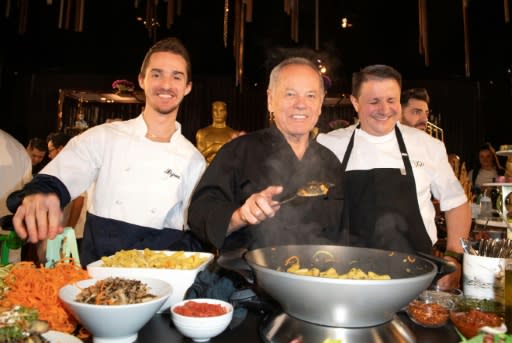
top-left (297, 181), bottom-right (330, 197)
top-left (100, 249), bottom-right (208, 269)
top-left (75, 277), bottom-right (157, 305)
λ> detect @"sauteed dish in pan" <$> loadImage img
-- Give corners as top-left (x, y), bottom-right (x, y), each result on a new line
top-left (243, 245), bottom-right (438, 327)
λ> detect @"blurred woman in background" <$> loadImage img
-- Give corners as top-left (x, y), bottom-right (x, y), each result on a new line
top-left (468, 142), bottom-right (505, 194)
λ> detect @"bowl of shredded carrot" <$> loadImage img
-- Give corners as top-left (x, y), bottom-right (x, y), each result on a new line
top-left (0, 260), bottom-right (90, 339)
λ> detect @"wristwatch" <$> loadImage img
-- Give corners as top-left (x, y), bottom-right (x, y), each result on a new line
top-left (444, 250), bottom-right (463, 263)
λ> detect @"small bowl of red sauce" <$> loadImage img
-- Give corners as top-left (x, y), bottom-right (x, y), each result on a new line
top-left (171, 298), bottom-right (233, 342)
top-left (406, 294), bottom-right (454, 328)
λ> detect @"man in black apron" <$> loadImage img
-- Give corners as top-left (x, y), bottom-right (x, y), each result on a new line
top-left (317, 65), bottom-right (471, 290)
top-left (340, 125), bottom-right (433, 255)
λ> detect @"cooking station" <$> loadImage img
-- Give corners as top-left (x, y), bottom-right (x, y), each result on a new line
top-left (137, 311), bottom-right (461, 343)
top-left (135, 245), bottom-right (462, 343)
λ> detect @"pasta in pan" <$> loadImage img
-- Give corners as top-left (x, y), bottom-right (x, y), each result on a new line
top-left (283, 255), bottom-right (391, 280)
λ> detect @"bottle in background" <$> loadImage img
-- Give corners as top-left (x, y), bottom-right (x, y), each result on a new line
top-left (479, 194), bottom-right (492, 219)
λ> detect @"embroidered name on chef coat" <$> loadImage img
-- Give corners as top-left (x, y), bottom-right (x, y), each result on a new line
top-left (411, 160), bottom-right (424, 168)
top-left (164, 168), bottom-right (180, 179)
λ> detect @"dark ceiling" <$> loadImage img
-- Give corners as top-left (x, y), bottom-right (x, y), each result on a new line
top-left (1, 0), bottom-right (511, 92)
top-left (0, 0), bottom-right (511, 165)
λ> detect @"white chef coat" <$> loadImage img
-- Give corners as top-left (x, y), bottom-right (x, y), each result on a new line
top-left (41, 115), bottom-right (206, 231)
top-left (0, 129), bottom-right (32, 219)
top-left (317, 122), bottom-right (467, 244)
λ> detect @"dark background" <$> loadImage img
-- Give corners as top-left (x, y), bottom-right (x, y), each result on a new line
top-left (1, 0), bottom-right (511, 169)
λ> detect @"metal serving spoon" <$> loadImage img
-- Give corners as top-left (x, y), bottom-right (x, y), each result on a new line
top-left (275, 181), bottom-right (334, 206)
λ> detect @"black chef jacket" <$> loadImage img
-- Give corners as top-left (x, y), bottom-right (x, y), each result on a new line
top-left (188, 126), bottom-right (344, 252)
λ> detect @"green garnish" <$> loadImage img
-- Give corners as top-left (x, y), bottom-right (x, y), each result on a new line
top-left (0, 306), bottom-right (40, 340)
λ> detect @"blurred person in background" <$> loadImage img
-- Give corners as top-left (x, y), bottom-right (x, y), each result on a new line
top-left (46, 132), bottom-right (71, 160)
top-left (26, 137), bottom-right (48, 174)
top-left (468, 142), bottom-right (505, 194)
top-left (399, 88), bottom-right (430, 131)
top-left (0, 129), bottom-right (31, 220)
top-left (0, 129), bottom-right (31, 263)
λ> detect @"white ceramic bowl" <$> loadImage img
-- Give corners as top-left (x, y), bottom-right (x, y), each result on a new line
top-left (59, 277), bottom-right (172, 343)
top-left (86, 250), bottom-right (214, 313)
top-left (171, 298), bottom-right (234, 342)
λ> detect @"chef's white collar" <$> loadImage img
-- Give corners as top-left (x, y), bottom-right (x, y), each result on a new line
top-left (133, 114), bottom-right (182, 142)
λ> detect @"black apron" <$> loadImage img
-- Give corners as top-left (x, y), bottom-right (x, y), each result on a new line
top-left (339, 126), bottom-right (433, 254)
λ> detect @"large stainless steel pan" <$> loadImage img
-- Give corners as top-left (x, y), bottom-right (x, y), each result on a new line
top-left (243, 245), bottom-right (437, 327)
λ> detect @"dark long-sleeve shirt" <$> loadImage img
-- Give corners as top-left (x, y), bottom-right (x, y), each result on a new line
top-left (188, 126), bottom-right (344, 252)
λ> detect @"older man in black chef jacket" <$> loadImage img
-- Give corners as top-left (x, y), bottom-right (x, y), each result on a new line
top-left (188, 57), bottom-right (344, 252)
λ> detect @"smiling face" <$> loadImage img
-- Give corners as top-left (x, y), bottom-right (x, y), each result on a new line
top-left (138, 51), bottom-right (192, 117)
top-left (267, 63), bottom-right (324, 142)
top-left (350, 78), bottom-right (401, 136)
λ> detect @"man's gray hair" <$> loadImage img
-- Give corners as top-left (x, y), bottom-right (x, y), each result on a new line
top-left (268, 57), bottom-right (325, 93)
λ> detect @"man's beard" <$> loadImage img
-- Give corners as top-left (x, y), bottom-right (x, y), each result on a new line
top-left (415, 122), bottom-right (427, 130)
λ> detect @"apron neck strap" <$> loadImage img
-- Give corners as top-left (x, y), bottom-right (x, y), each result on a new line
top-left (395, 125), bottom-right (413, 176)
top-left (340, 125), bottom-right (413, 176)
top-left (340, 127), bottom-right (357, 172)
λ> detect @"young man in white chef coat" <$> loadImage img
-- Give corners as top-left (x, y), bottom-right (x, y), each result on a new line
top-left (7, 37), bottom-right (206, 266)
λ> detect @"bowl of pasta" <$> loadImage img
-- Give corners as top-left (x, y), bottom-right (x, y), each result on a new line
top-left (59, 276), bottom-right (172, 343)
top-left (86, 249), bottom-right (214, 313)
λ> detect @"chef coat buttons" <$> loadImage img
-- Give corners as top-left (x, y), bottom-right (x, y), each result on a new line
top-left (115, 200), bottom-right (122, 205)
top-left (124, 167), bottom-right (131, 172)
top-left (150, 208), bottom-right (157, 214)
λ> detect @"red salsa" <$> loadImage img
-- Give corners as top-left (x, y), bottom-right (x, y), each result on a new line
top-left (407, 300), bottom-right (450, 327)
top-left (174, 301), bottom-right (228, 317)
top-left (450, 309), bottom-right (503, 338)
